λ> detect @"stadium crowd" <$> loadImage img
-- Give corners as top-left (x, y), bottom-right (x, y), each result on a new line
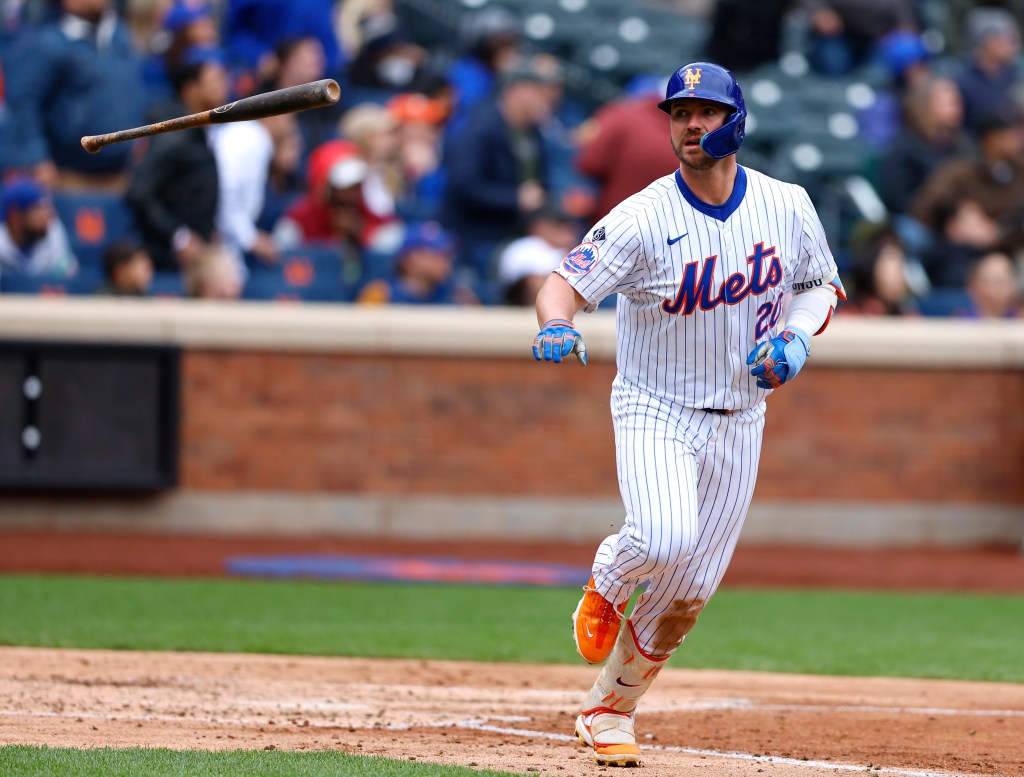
top-left (0, 0), bottom-right (1022, 318)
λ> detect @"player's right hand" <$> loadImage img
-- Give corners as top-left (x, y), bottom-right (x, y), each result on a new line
top-left (533, 319), bottom-right (588, 365)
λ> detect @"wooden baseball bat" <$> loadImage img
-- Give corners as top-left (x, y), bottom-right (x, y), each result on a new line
top-left (81, 78), bottom-right (341, 154)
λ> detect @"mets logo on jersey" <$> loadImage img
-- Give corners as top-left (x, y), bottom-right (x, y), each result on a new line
top-left (662, 242), bottom-right (783, 316)
top-left (684, 67), bottom-right (702, 90)
top-left (561, 242), bottom-right (599, 275)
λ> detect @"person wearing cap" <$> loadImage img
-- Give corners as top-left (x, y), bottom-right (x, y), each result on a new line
top-left (126, 45), bottom-right (242, 298)
top-left (497, 202), bottom-right (580, 306)
top-left (440, 56), bottom-right (559, 280)
top-left (912, 102), bottom-right (1024, 257)
top-left (3, 0), bottom-right (147, 190)
top-left (273, 138), bottom-right (396, 257)
top-left (954, 8), bottom-right (1022, 135)
top-left (357, 221), bottom-right (477, 305)
top-left (444, 7), bottom-right (522, 147)
top-left (797, 0), bottom-right (917, 77)
top-left (144, 0), bottom-right (219, 98)
top-left (0, 177), bottom-right (78, 279)
top-left (387, 92), bottom-right (450, 220)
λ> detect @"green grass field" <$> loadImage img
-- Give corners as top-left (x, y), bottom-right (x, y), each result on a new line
top-left (1, 575), bottom-right (1022, 682)
top-left (0, 745), bottom-right (523, 777)
top-left (2, 574), bottom-right (1022, 775)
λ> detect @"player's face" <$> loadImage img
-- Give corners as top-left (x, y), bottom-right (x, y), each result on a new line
top-left (668, 98), bottom-right (731, 171)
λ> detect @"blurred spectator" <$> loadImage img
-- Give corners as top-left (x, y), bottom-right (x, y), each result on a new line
top-left (879, 73), bottom-right (967, 215)
top-left (912, 104), bottom-right (1024, 256)
top-left (4, 0), bottom-right (148, 190)
top-left (387, 92), bottom-right (448, 219)
top-left (919, 195), bottom-right (1002, 289)
top-left (259, 37), bottom-right (334, 156)
top-left (954, 8), bottom-right (1021, 135)
top-left (444, 7), bottom-right (521, 148)
top-left (799, 0), bottom-right (917, 77)
top-left (497, 202), bottom-right (579, 306)
top-left (210, 113), bottom-right (278, 267)
top-left (258, 112), bottom-right (304, 231)
top-left (335, 0), bottom-right (393, 61)
top-left (575, 74), bottom-right (677, 224)
top-left (841, 223), bottom-right (918, 315)
top-left (357, 221), bottom-right (477, 305)
top-left (440, 58), bottom-right (558, 279)
top-left (706, 0), bottom-right (789, 74)
top-left (183, 242), bottom-right (243, 299)
top-left (224, 0), bottom-right (342, 79)
top-left (339, 102), bottom-right (401, 226)
top-left (0, 177), bottom-right (77, 277)
top-left (345, 12), bottom-right (431, 94)
top-left (274, 138), bottom-right (395, 253)
top-left (961, 251), bottom-right (1022, 318)
top-left (96, 237), bottom-right (153, 296)
top-left (126, 46), bottom-right (241, 297)
top-left (858, 29), bottom-right (934, 149)
top-left (141, 0), bottom-right (219, 102)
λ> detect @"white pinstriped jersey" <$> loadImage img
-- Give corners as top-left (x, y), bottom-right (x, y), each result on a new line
top-left (556, 166), bottom-right (838, 411)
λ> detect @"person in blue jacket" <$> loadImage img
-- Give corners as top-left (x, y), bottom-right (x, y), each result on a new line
top-left (4, 0), bottom-right (148, 190)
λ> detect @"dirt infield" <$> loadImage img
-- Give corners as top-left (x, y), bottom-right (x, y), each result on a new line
top-left (2, 647), bottom-right (1023, 776)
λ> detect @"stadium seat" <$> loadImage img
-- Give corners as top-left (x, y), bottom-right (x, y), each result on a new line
top-left (52, 191), bottom-right (135, 273)
top-left (242, 245), bottom-right (353, 302)
top-left (917, 289), bottom-right (973, 318)
top-left (0, 270), bottom-right (103, 296)
top-left (149, 271), bottom-right (186, 298)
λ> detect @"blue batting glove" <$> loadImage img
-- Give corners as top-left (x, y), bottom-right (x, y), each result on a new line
top-left (532, 319), bottom-right (588, 365)
top-left (746, 327), bottom-right (810, 389)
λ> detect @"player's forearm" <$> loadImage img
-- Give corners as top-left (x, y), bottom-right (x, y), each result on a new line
top-left (785, 285), bottom-right (838, 336)
top-left (535, 272), bottom-right (587, 327)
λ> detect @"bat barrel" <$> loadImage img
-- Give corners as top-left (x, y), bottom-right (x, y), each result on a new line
top-left (81, 79), bottom-right (341, 154)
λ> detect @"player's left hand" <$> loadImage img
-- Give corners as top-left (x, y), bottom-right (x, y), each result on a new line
top-left (746, 327), bottom-right (810, 389)
top-left (533, 319), bottom-right (588, 365)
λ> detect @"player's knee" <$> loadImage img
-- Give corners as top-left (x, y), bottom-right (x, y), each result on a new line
top-left (638, 534), bottom-right (698, 576)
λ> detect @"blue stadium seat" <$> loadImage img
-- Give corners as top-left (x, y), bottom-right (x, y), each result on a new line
top-left (52, 191), bottom-right (135, 272)
top-left (917, 289), bottom-right (973, 318)
top-left (242, 245), bottom-right (353, 302)
top-left (0, 269), bottom-right (103, 296)
top-left (149, 271), bottom-right (186, 298)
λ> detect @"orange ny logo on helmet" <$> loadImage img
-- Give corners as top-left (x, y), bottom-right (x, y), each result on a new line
top-left (683, 67), bottom-right (702, 90)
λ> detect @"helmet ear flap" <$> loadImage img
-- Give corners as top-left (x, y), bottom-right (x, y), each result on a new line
top-left (699, 109), bottom-right (745, 159)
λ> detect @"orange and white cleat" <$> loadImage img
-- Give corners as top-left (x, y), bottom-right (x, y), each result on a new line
top-left (572, 576), bottom-right (627, 664)
top-left (574, 708), bottom-right (641, 767)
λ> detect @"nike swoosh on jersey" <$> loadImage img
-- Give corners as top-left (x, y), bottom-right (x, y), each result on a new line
top-left (666, 233), bottom-right (688, 245)
top-left (616, 676), bottom-right (642, 687)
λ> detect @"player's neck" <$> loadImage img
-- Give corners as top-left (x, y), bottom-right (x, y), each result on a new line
top-left (678, 157), bottom-right (738, 207)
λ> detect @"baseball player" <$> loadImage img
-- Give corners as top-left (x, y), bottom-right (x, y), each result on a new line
top-left (532, 62), bottom-right (845, 767)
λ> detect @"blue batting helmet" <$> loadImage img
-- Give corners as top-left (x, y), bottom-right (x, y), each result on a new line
top-left (658, 62), bottom-right (746, 159)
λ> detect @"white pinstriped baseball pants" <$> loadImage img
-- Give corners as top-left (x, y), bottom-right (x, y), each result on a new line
top-left (591, 375), bottom-right (766, 658)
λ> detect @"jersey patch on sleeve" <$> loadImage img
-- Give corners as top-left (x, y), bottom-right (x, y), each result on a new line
top-left (561, 242), bottom-right (600, 275)
top-left (591, 227), bottom-right (606, 242)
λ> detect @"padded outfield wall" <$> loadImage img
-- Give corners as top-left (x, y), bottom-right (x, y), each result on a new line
top-left (0, 298), bottom-right (1021, 547)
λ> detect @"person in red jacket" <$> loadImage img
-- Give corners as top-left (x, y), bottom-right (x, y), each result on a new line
top-left (575, 75), bottom-right (679, 224)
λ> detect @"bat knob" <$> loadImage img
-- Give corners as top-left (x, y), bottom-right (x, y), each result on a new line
top-left (81, 135), bottom-right (102, 154)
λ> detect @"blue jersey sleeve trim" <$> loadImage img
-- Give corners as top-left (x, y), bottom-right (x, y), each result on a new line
top-left (673, 166), bottom-right (747, 222)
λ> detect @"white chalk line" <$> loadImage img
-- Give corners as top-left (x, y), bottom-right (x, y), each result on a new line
top-left (436, 717), bottom-right (973, 777)
top-left (0, 708), bottom-right (983, 773)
